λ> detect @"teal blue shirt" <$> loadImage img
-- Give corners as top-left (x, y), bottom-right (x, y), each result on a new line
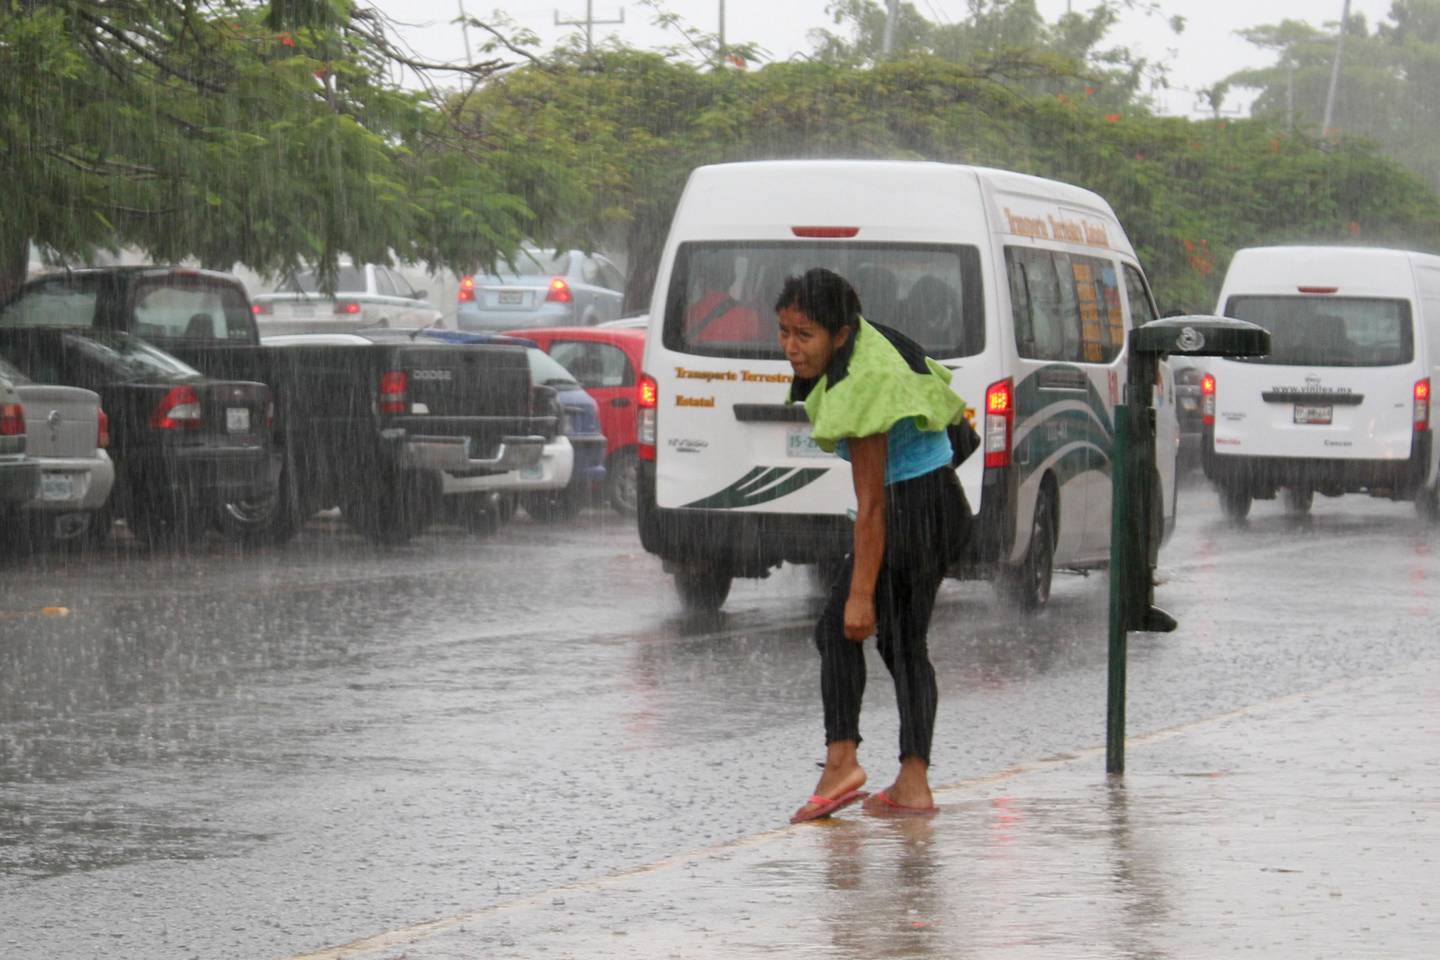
top-left (834, 416), bottom-right (953, 486)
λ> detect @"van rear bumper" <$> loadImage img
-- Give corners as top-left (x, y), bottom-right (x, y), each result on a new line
top-left (1202, 427), bottom-right (1432, 497)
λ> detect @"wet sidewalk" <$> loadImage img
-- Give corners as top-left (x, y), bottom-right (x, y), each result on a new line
top-left (295, 663), bottom-right (1440, 960)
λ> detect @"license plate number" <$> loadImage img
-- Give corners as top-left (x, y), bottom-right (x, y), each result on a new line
top-left (41, 473), bottom-right (74, 501)
top-left (293, 304), bottom-right (315, 316)
top-left (786, 426), bottom-right (828, 458)
top-left (498, 291), bottom-right (524, 305)
top-left (1294, 404), bottom-right (1332, 425)
top-left (226, 407), bottom-right (251, 433)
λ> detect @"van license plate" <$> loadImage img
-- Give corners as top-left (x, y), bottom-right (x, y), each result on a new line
top-left (786, 427), bottom-right (828, 458)
top-left (1294, 404), bottom-right (1332, 425)
top-left (226, 407), bottom-right (251, 433)
top-left (41, 473), bottom-right (74, 501)
top-left (498, 291), bottom-right (524, 305)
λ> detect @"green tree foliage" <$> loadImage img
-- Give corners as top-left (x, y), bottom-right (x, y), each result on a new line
top-left (466, 48), bottom-right (1440, 313)
top-left (1227, 1), bottom-right (1440, 194)
top-left (0, 0), bottom-right (550, 293)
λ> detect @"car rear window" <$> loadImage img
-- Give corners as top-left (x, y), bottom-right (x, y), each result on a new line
top-left (661, 241), bottom-right (985, 360)
top-left (1224, 296), bottom-right (1414, 367)
top-left (280, 267), bottom-right (367, 294)
top-left (485, 251), bottom-right (571, 281)
top-left (0, 280), bottom-right (99, 329)
top-left (134, 278), bottom-right (253, 341)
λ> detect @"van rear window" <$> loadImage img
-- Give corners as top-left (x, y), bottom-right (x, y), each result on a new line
top-left (1224, 296), bottom-right (1413, 367)
top-left (662, 242), bottom-right (984, 359)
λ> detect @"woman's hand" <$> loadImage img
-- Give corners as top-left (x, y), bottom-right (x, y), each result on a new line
top-left (844, 592), bottom-right (876, 641)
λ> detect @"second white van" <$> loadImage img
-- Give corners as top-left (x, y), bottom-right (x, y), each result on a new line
top-left (1203, 245), bottom-right (1440, 520)
top-left (636, 160), bottom-right (1178, 610)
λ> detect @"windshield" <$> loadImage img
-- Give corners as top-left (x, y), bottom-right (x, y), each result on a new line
top-left (280, 267), bottom-right (367, 295)
top-left (662, 242), bottom-right (984, 360)
top-left (66, 331), bottom-right (202, 381)
top-left (527, 347), bottom-right (580, 388)
top-left (1224, 296), bottom-right (1414, 367)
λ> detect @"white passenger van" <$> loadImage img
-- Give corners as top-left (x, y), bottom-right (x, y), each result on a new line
top-left (636, 160), bottom-right (1177, 610)
top-left (1203, 245), bottom-right (1439, 520)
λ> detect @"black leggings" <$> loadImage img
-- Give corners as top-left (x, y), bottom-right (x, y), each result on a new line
top-left (814, 467), bottom-right (968, 766)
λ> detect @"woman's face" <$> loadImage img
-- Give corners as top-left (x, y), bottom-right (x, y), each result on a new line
top-left (778, 305), bottom-right (851, 380)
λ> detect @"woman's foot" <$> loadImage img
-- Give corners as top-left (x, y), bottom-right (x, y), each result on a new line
top-left (862, 757), bottom-right (935, 815)
top-left (791, 742), bottom-right (867, 823)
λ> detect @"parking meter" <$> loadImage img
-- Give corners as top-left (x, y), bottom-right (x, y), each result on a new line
top-left (1107, 315), bottom-right (1269, 774)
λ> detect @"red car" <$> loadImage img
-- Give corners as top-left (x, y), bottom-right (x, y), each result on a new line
top-left (503, 324), bottom-right (646, 514)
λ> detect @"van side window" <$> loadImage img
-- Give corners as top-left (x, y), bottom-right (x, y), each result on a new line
top-left (1007, 248), bottom-right (1124, 364)
top-left (1122, 264), bottom-right (1158, 328)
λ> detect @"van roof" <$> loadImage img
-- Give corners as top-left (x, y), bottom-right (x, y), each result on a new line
top-left (1223, 245), bottom-right (1440, 296)
top-left (674, 160), bottom-right (1133, 255)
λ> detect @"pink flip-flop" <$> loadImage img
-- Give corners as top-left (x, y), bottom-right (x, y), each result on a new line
top-left (790, 788), bottom-right (869, 824)
top-left (862, 788), bottom-right (938, 818)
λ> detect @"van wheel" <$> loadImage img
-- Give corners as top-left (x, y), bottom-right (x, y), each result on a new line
top-left (674, 567), bottom-right (733, 612)
top-left (1218, 484), bottom-right (1252, 522)
top-left (1282, 486), bottom-right (1313, 516)
top-left (998, 487), bottom-right (1055, 612)
top-left (1416, 486), bottom-right (1440, 524)
top-left (606, 449), bottom-right (639, 515)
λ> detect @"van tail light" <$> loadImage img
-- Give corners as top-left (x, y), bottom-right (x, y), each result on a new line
top-left (545, 277), bottom-right (573, 303)
top-left (791, 226), bottom-right (860, 238)
top-left (378, 370), bottom-right (408, 414)
top-left (149, 385), bottom-right (203, 430)
top-left (0, 402), bottom-right (24, 437)
top-left (983, 378), bottom-right (1014, 469)
top-left (334, 300), bottom-right (362, 315)
top-left (1201, 372), bottom-right (1216, 426)
top-left (97, 408), bottom-right (110, 448)
top-left (458, 276), bottom-right (476, 302)
top-left (637, 372), bottom-right (658, 461)
top-left (1415, 378), bottom-right (1431, 430)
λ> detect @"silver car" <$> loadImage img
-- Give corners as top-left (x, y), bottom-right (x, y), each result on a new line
top-left (456, 249), bottom-right (626, 330)
top-left (252, 263), bottom-right (445, 335)
top-left (0, 356), bottom-right (114, 543)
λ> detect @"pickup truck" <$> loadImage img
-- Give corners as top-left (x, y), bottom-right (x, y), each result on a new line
top-left (0, 267), bottom-right (551, 545)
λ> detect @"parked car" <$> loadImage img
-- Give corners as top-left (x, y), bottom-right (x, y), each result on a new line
top-left (503, 325), bottom-right (647, 514)
top-left (456, 249), bottom-right (626, 331)
top-left (252, 263), bottom-right (445, 335)
top-left (0, 371), bottom-right (40, 528)
top-left (0, 328), bottom-right (274, 547)
top-left (0, 355), bottom-right (114, 545)
top-left (409, 330), bottom-right (607, 522)
top-left (2, 266), bottom-right (548, 547)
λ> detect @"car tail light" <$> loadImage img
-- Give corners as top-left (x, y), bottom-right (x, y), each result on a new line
top-left (251, 302), bottom-right (272, 316)
top-left (791, 226), bottom-right (860, 238)
top-left (98, 408), bottom-right (110, 448)
top-left (1201, 372), bottom-right (1216, 426)
top-left (983, 378), bottom-right (1013, 469)
top-left (149, 385), bottom-right (203, 430)
top-left (334, 300), bottom-right (362, 315)
top-left (637, 372), bottom-right (658, 461)
top-left (458, 276), bottom-right (476, 302)
top-left (378, 370), bottom-right (408, 414)
top-left (0, 402), bottom-right (24, 437)
top-left (1415, 378), bottom-right (1431, 430)
top-left (545, 277), bottom-right (573, 303)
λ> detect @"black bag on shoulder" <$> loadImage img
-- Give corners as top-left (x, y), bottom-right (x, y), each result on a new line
top-left (949, 418), bottom-right (981, 467)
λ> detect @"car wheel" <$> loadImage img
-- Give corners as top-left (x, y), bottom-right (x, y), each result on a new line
top-left (523, 485), bottom-right (582, 523)
top-left (1218, 483), bottom-right (1252, 522)
top-left (997, 484), bottom-right (1055, 612)
top-left (674, 566), bottom-right (733, 612)
top-left (345, 470), bottom-right (438, 545)
top-left (606, 449), bottom-right (639, 515)
top-left (1416, 485), bottom-right (1440, 524)
top-left (454, 492), bottom-right (502, 536)
top-left (1282, 486), bottom-right (1313, 516)
top-left (216, 448), bottom-right (305, 546)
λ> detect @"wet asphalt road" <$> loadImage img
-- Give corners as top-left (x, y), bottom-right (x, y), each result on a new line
top-left (1, 477), bottom-right (1436, 959)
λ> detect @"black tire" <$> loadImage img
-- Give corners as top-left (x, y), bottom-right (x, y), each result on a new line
top-left (345, 471), bottom-right (438, 545)
top-left (1282, 486), bottom-right (1313, 516)
top-left (1416, 485), bottom-right (1440, 524)
top-left (522, 485), bottom-right (582, 523)
top-left (1218, 484), bottom-right (1252, 522)
top-left (454, 493), bottom-right (502, 536)
top-left (606, 448), bottom-right (640, 516)
top-left (997, 485), bottom-right (1055, 612)
top-left (215, 449), bottom-right (305, 546)
top-left (674, 567), bottom-right (733, 612)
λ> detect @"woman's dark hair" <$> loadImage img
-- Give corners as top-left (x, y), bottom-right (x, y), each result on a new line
top-left (774, 268), bottom-right (863, 334)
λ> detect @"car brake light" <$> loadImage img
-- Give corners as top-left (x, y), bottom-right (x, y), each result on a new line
top-left (251, 302), bottom-right (272, 316)
top-left (0, 402), bottom-right (24, 437)
top-left (98, 408), bottom-right (110, 448)
top-left (1415, 378), bottom-right (1431, 429)
top-left (378, 370), bottom-right (408, 414)
top-left (1201, 372), bottom-right (1216, 426)
top-left (149, 385), bottom-right (203, 430)
top-left (458, 276), bottom-right (476, 302)
top-left (983, 378), bottom-right (1013, 469)
top-left (791, 226), bottom-right (860, 238)
top-left (1297, 286), bottom-right (1338, 294)
top-left (334, 300), bottom-right (362, 315)
top-left (545, 277), bottom-right (573, 303)
top-left (637, 372), bottom-right (658, 461)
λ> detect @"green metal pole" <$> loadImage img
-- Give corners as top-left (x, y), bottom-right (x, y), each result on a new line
top-left (1106, 402), bottom-right (1134, 775)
